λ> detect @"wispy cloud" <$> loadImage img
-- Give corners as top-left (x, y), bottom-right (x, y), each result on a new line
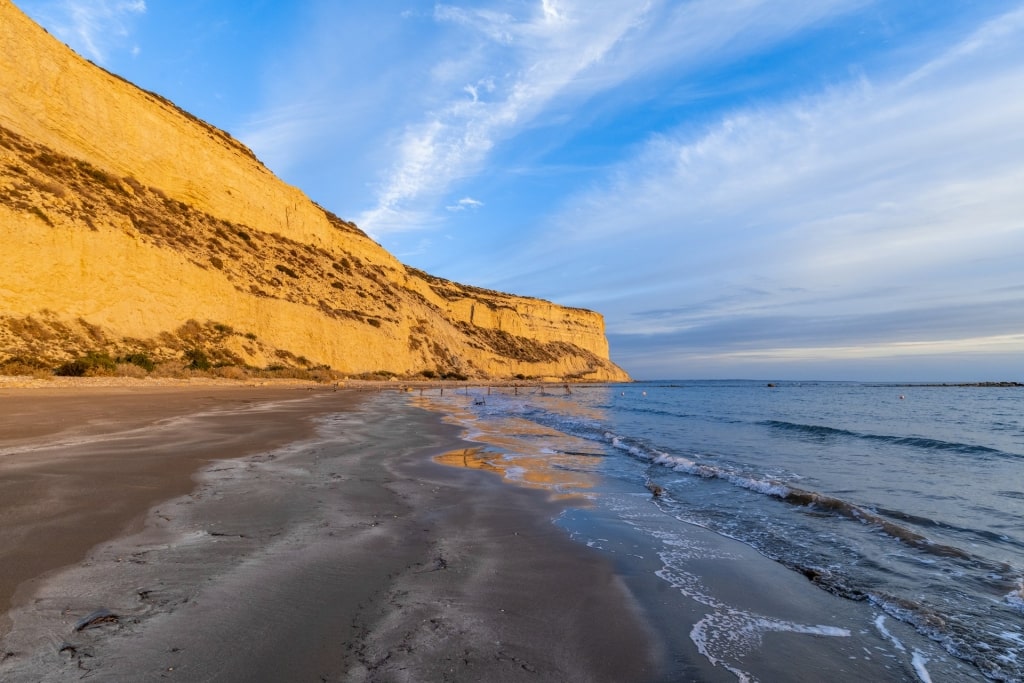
top-left (614, 331), bottom-right (1024, 381)
top-left (532, 4), bottom-right (1024, 374)
top-left (446, 197), bottom-right (484, 212)
top-left (21, 0), bottom-right (146, 63)
top-left (237, 100), bottom-right (341, 174)
top-left (356, 1), bottom-right (651, 233)
top-left (235, 1), bottom-right (870, 236)
top-left (356, 0), bottom-right (869, 235)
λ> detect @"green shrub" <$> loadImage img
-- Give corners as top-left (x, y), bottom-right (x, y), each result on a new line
top-left (184, 348), bottom-right (211, 371)
top-left (55, 351), bottom-right (116, 376)
top-left (119, 352), bottom-right (156, 372)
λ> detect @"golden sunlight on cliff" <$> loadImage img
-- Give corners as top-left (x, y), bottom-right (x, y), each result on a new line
top-left (0, 0), bottom-right (629, 382)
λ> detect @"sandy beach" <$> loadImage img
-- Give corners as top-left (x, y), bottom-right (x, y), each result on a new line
top-left (0, 380), bottom-right (951, 682)
top-left (0, 382), bottom-right (658, 681)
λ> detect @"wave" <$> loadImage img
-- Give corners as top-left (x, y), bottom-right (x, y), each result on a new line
top-left (761, 420), bottom-right (1010, 457)
top-left (470, 390), bottom-right (1024, 681)
top-left (456, 392), bottom-right (1024, 681)
top-left (869, 591), bottom-right (1024, 681)
top-left (602, 430), bottom-right (985, 563)
top-left (878, 506), bottom-right (1024, 552)
top-left (1006, 580), bottom-right (1024, 613)
top-left (603, 426), bottom-right (1024, 680)
top-left (614, 404), bottom-right (698, 421)
top-left (782, 489), bottom-right (974, 559)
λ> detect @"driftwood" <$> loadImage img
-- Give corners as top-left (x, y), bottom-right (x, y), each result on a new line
top-left (73, 608), bottom-right (119, 632)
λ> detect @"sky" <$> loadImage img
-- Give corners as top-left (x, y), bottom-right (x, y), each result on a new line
top-left (14, 0), bottom-right (1024, 381)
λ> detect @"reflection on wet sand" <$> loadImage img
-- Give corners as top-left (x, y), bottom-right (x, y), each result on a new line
top-left (423, 396), bottom-right (603, 502)
top-left (434, 447), bottom-right (503, 474)
top-left (434, 443), bottom-right (598, 503)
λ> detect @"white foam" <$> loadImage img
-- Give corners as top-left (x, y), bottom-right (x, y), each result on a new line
top-left (689, 609), bottom-right (850, 683)
top-left (874, 614), bottom-right (907, 652)
top-left (728, 474), bottom-right (791, 498)
top-left (605, 430), bottom-right (798, 502)
top-left (1004, 578), bottom-right (1024, 612)
top-left (690, 617), bottom-right (756, 683)
top-left (1000, 631), bottom-right (1024, 645)
top-left (911, 650), bottom-right (934, 683)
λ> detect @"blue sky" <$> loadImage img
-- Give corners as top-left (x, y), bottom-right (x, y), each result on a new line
top-left (15, 0), bottom-right (1024, 381)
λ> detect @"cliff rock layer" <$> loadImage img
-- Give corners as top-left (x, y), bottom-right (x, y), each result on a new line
top-left (0, 1), bottom-right (629, 382)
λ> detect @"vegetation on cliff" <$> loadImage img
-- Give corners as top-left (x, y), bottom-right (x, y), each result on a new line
top-left (0, 123), bottom-right (625, 381)
top-left (0, 1), bottom-right (629, 382)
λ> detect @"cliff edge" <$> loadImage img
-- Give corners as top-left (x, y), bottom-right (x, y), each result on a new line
top-left (0, 0), bottom-right (629, 382)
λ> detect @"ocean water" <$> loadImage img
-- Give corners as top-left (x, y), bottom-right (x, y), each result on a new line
top-left (420, 380), bottom-right (1024, 682)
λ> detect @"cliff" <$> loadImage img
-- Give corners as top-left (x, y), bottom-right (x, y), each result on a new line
top-left (0, 0), bottom-right (629, 382)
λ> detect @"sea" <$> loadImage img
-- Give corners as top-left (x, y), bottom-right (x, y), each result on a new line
top-left (420, 380), bottom-right (1024, 682)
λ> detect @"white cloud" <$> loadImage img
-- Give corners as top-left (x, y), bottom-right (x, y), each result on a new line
top-left (236, 0), bottom-right (870, 237)
top-left (901, 4), bottom-right (1024, 87)
top-left (616, 332), bottom-right (1024, 381)
top-left (446, 197), bottom-right (484, 212)
top-left (358, 1), bottom-right (653, 234)
top-left (237, 100), bottom-right (341, 174)
top-left (531, 4), bottom-right (1024, 370)
top-left (433, 4), bottom-right (517, 45)
top-left (697, 334), bottom-right (1024, 363)
top-left (24, 0), bottom-right (147, 63)
top-left (358, 0), bottom-right (872, 235)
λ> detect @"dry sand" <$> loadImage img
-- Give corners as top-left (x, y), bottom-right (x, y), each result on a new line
top-left (0, 382), bottom-right (659, 681)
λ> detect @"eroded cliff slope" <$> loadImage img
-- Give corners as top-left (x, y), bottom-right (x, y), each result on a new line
top-left (0, 1), bottom-right (629, 381)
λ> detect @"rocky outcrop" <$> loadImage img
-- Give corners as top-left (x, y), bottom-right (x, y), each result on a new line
top-left (0, 0), bottom-right (629, 381)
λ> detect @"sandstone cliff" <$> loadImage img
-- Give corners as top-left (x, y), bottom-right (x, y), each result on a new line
top-left (0, 0), bottom-right (629, 382)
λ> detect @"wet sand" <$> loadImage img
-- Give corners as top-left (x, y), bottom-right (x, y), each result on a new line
top-left (0, 384), bottom-right (331, 634)
top-left (0, 386), bottom-right (659, 681)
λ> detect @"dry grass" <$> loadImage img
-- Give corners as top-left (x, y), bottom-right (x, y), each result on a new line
top-left (0, 313), bottom-right (340, 380)
top-left (0, 123), bottom-right (613, 380)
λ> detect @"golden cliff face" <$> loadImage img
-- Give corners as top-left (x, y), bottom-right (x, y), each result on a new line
top-left (0, 1), bottom-right (629, 381)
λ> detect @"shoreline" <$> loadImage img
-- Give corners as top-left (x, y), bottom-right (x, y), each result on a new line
top-left (0, 379), bottom-right (954, 680)
top-left (0, 385), bottom-right (659, 681)
top-left (415, 388), bottom-right (972, 681)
